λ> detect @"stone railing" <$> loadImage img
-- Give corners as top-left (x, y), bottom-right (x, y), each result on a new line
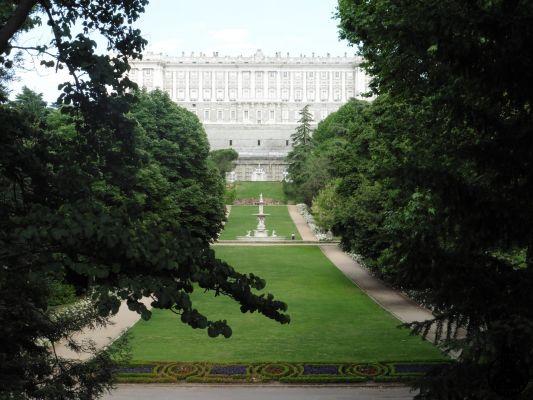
top-left (296, 203), bottom-right (334, 241)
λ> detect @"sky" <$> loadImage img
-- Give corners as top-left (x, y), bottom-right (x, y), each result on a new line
top-left (10, 0), bottom-right (356, 103)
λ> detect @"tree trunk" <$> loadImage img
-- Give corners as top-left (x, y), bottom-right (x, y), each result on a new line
top-left (0, 0), bottom-right (38, 54)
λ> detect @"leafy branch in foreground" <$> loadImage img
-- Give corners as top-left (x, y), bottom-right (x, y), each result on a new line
top-left (0, 2), bottom-right (289, 399)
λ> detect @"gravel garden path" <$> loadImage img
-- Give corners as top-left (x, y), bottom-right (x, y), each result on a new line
top-left (287, 205), bottom-right (318, 241)
top-left (102, 384), bottom-right (415, 400)
top-left (54, 298), bottom-right (152, 361)
top-left (319, 245), bottom-right (438, 342)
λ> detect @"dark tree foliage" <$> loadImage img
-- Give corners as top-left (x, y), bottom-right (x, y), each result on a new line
top-left (0, 2), bottom-right (288, 399)
top-left (285, 99), bottom-right (370, 205)
top-left (209, 148), bottom-right (239, 179)
top-left (285, 105), bottom-right (315, 202)
top-left (290, 104), bottom-right (313, 147)
top-left (13, 85), bottom-right (47, 121)
top-left (335, 0), bottom-right (533, 398)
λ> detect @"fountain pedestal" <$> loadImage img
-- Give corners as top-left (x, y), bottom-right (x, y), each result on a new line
top-left (253, 195), bottom-right (269, 237)
top-left (236, 193), bottom-right (286, 241)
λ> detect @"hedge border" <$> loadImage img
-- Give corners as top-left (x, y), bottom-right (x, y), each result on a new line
top-left (115, 361), bottom-right (450, 384)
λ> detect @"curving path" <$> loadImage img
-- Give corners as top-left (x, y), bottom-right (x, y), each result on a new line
top-left (54, 298), bottom-right (152, 361)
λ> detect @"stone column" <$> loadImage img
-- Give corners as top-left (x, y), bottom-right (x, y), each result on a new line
top-left (276, 68), bottom-right (281, 101)
top-left (172, 69), bottom-right (177, 100)
top-left (251, 69), bottom-right (255, 100)
top-left (289, 70), bottom-right (293, 102)
top-left (328, 71), bottom-right (333, 102)
top-left (199, 69), bottom-right (203, 101)
top-left (185, 70), bottom-right (189, 101)
top-left (263, 69), bottom-right (268, 100)
top-left (303, 68), bottom-right (307, 102)
top-left (225, 70), bottom-right (229, 101)
top-left (211, 71), bottom-right (215, 102)
top-left (341, 70), bottom-right (346, 102)
top-left (237, 70), bottom-right (242, 104)
top-left (315, 70), bottom-right (320, 103)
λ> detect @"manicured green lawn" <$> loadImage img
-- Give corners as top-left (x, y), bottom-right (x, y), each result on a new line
top-left (219, 206), bottom-right (301, 240)
top-left (126, 246), bottom-right (444, 363)
top-left (232, 181), bottom-right (287, 203)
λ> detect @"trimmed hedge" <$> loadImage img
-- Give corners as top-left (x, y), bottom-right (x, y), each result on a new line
top-left (115, 361), bottom-right (450, 384)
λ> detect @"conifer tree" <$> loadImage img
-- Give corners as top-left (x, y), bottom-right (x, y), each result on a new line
top-left (291, 104), bottom-right (313, 147)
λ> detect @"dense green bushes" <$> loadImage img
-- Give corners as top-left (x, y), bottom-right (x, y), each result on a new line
top-left (0, 88), bottom-right (288, 398)
top-left (284, 99), bottom-right (371, 205)
top-left (282, 1), bottom-right (533, 397)
top-left (47, 280), bottom-right (77, 307)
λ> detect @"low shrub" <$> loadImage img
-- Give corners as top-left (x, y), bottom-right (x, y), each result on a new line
top-left (47, 280), bottom-right (77, 307)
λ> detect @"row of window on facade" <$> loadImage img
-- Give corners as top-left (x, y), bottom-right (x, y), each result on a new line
top-left (141, 68), bottom-right (355, 81)
top-left (165, 87), bottom-right (352, 102)
top-left (199, 108), bottom-right (325, 123)
top-left (227, 139), bottom-right (291, 147)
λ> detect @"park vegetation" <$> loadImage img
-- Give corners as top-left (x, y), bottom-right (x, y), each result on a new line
top-left (209, 148), bottom-right (239, 179)
top-left (0, 1), bottom-right (288, 399)
top-left (285, 1), bottom-right (533, 398)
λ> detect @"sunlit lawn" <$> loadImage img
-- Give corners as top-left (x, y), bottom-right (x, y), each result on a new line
top-left (219, 205), bottom-right (301, 240)
top-left (126, 246), bottom-right (445, 363)
top-left (232, 181), bottom-right (287, 203)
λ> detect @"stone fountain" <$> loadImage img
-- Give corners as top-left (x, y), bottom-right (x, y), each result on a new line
top-left (236, 193), bottom-right (286, 241)
top-left (253, 193), bottom-right (269, 237)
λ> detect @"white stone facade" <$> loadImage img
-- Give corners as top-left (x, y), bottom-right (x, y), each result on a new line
top-left (128, 50), bottom-right (371, 180)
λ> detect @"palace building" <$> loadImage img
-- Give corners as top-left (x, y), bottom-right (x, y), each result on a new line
top-left (128, 49), bottom-right (371, 181)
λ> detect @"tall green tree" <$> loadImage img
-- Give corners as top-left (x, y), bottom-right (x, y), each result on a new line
top-left (337, 0), bottom-right (533, 398)
top-left (285, 105), bottom-right (314, 201)
top-left (285, 99), bottom-right (369, 204)
top-left (290, 104), bottom-right (313, 147)
top-left (0, 2), bottom-right (289, 399)
top-left (13, 85), bottom-right (47, 121)
top-left (209, 148), bottom-right (239, 179)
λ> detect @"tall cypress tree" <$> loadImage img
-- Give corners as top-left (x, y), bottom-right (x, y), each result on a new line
top-left (291, 104), bottom-right (313, 147)
top-left (286, 105), bottom-right (314, 200)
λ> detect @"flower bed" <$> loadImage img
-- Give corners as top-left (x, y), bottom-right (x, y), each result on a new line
top-left (296, 203), bottom-right (334, 241)
top-left (115, 361), bottom-right (450, 383)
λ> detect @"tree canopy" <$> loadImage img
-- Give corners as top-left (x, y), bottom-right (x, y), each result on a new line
top-left (318, 1), bottom-right (533, 397)
top-left (283, 1), bottom-right (533, 398)
top-left (0, 2), bottom-right (288, 399)
top-left (209, 148), bottom-right (239, 179)
top-left (284, 99), bottom-right (370, 204)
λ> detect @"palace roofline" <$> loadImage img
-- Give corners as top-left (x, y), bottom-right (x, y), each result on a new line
top-left (137, 49), bottom-right (363, 65)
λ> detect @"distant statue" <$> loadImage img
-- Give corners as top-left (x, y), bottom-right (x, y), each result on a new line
top-left (246, 230), bottom-right (252, 237)
top-left (272, 230), bottom-right (277, 237)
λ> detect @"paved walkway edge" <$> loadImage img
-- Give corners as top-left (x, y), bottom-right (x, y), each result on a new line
top-left (103, 384), bottom-right (415, 400)
top-left (287, 205), bottom-right (318, 241)
top-left (319, 245), bottom-right (438, 342)
top-left (214, 240), bottom-right (338, 245)
top-left (54, 298), bottom-right (151, 361)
